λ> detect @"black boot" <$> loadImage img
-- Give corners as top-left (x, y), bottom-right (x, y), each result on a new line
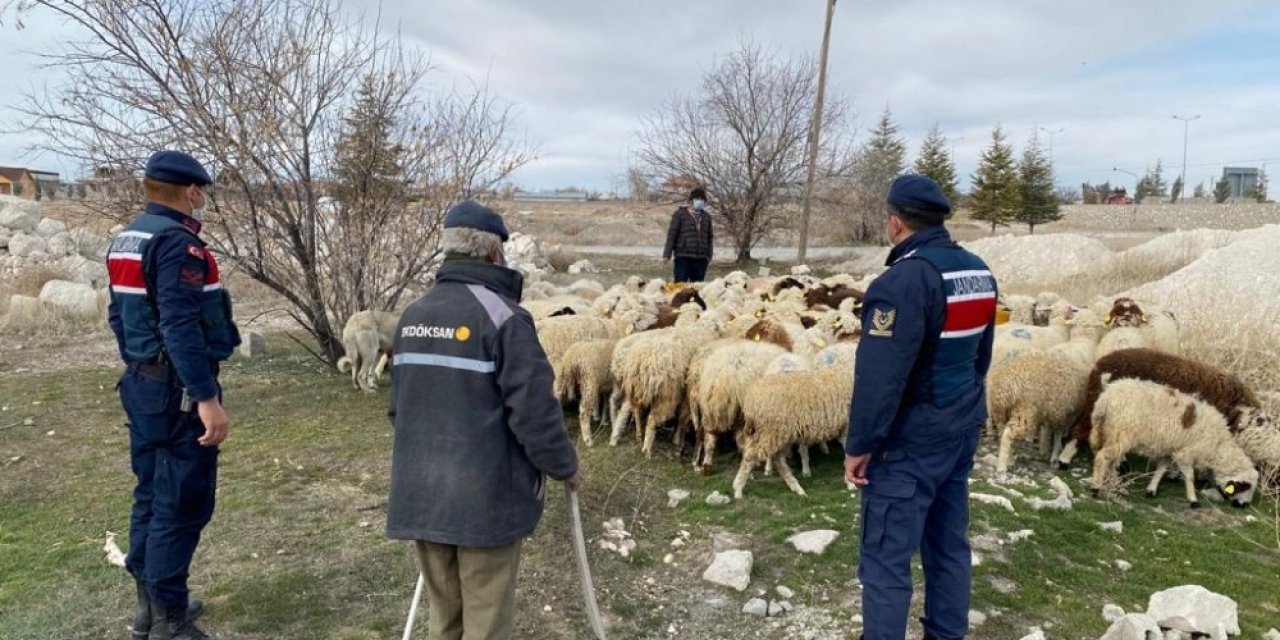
top-left (132, 580), bottom-right (205, 639)
top-left (148, 604), bottom-right (213, 640)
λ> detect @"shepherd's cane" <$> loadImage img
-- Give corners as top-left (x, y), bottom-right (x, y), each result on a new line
top-left (401, 558), bottom-right (426, 639)
top-left (568, 484), bottom-right (608, 640)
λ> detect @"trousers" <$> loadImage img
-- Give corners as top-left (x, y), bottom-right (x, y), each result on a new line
top-left (121, 367), bottom-right (219, 609)
top-left (857, 428), bottom-right (980, 640)
top-left (672, 257), bottom-right (709, 283)
top-left (414, 539), bottom-right (523, 640)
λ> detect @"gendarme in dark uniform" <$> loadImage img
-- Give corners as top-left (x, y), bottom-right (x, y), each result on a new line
top-left (107, 151), bottom-right (239, 640)
top-left (844, 174), bottom-right (998, 640)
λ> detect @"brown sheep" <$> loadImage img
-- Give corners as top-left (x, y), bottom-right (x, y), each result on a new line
top-left (1104, 297), bottom-right (1147, 327)
top-left (744, 318), bottom-right (794, 352)
top-left (670, 287), bottom-right (708, 310)
top-left (1057, 347), bottom-right (1262, 468)
top-left (771, 276), bottom-right (807, 296)
top-left (804, 284), bottom-right (864, 312)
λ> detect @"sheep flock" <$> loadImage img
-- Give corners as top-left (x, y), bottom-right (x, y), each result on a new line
top-left (517, 245), bottom-right (1279, 509)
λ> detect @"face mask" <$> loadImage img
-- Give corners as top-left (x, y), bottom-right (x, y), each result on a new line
top-left (189, 189), bottom-right (207, 222)
top-left (692, 199), bottom-right (706, 211)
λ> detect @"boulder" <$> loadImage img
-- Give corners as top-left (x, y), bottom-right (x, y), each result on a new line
top-left (785, 529), bottom-right (840, 555)
top-left (238, 331), bottom-right (267, 358)
top-left (26, 250), bottom-right (51, 264)
top-left (46, 231), bottom-right (75, 257)
top-left (1017, 628), bottom-right (1047, 640)
top-left (0, 197), bottom-right (40, 232)
top-left (1262, 629), bottom-right (1280, 640)
top-left (741, 598), bottom-right (768, 617)
top-left (1103, 604), bottom-right (1127, 623)
top-left (8, 232), bottom-right (47, 258)
top-left (35, 217), bottom-right (68, 238)
top-left (701, 550), bottom-right (753, 592)
top-left (4, 294), bottom-right (44, 326)
top-left (1146, 585), bottom-right (1239, 638)
top-left (71, 228), bottom-right (110, 260)
top-left (38, 280), bottom-right (100, 316)
top-left (1099, 613), bottom-right (1162, 640)
top-left (667, 489), bottom-right (690, 508)
top-left (58, 255), bottom-right (109, 287)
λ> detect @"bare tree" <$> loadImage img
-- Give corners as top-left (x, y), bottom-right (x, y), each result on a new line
top-left (634, 39), bottom-right (853, 262)
top-left (7, 0), bottom-right (532, 363)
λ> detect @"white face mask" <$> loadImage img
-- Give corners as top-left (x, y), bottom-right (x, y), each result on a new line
top-left (189, 188), bottom-right (207, 222)
top-left (691, 199), bottom-right (706, 211)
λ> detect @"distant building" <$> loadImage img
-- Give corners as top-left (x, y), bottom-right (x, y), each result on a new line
top-left (1222, 167), bottom-right (1259, 200)
top-left (512, 189), bottom-right (588, 203)
top-left (0, 166), bottom-right (61, 200)
top-left (659, 174), bottom-right (700, 201)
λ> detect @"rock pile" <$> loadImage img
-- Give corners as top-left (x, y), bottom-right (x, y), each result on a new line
top-left (1, 196), bottom-right (112, 286)
top-left (502, 232), bottom-right (554, 281)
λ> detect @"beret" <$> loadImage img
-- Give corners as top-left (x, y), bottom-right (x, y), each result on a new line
top-left (144, 150), bottom-right (213, 187)
top-left (443, 200), bottom-right (510, 242)
top-left (887, 174), bottom-right (951, 225)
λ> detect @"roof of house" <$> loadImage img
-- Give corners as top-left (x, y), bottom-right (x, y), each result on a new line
top-left (0, 167), bottom-right (30, 181)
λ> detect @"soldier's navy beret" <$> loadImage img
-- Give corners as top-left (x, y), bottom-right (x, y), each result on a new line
top-left (144, 150), bottom-right (213, 187)
top-left (443, 200), bottom-right (510, 242)
top-left (887, 174), bottom-right (951, 224)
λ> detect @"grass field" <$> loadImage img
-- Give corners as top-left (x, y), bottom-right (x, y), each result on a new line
top-left (2, 332), bottom-right (1278, 640)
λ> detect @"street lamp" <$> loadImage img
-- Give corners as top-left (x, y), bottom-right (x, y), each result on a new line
top-left (1039, 126), bottom-right (1065, 164)
top-left (1172, 114), bottom-right (1200, 200)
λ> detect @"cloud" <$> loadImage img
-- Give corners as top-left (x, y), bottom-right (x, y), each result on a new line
top-left (2, 0), bottom-right (1277, 198)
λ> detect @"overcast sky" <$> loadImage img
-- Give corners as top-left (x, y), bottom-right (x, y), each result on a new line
top-left (3, 0), bottom-right (1279, 197)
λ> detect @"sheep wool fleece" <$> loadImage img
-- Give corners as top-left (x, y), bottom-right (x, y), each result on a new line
top-left (385, 258), bottom-right (579, 548)
top-left (846, 225), bottom-right (997, 640)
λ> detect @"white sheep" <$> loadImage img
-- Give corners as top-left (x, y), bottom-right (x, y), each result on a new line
top-left (1089, 376), bottom-right (1259, 508)
top-left (733, 363), bottom-right (854, 498)
top-left (692, 340), bottom-right (790, 475)
top-left (556, 338), bottom-right (618, 446)
top-left (989, 349), bottom-right (1092, 476)
top-left (610, 324), bottom-right (720, 457)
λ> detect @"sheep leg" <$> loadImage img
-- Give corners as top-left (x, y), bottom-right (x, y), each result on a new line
top-left (1175, 458), bottom-right (1200, 508)
top-left (699, 432), bottom-right (718, 476)
top-left (579, 380), bottom-right (599, 447)
top-left (996, 427), bottom-right (1017, 477)
top-left (609, 395), bottom-right (632, 446)
top-left (764, 456), bottom-right (774, 477)
top-left (773, 453), bottom-right (807, 497)
top-left (1049, 431), bottom-right (1064, 465)
top-left (818, 441), bottom-right (830, 455)
top-left (641, 412), bottom-right (660, 459)
top-left (1144, 459), bottom-right (1170, 498)
top-left (1056, 439), bottom-right (1078, 469)
top-left (1037, 423), bottom-right (1053, 458)
top-left (799, 446), bottom-right (812, 478)
top-left (732, 458), bottom-right (758, 500)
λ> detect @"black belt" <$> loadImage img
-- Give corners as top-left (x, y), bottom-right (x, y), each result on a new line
top-left (130, 361), bottom-right (176, 384)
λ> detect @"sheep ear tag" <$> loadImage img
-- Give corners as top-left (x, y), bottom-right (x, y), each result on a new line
top-left (869, 307), bottom-right (895, 337)
top-left (1224, 483), bottom-right (1236, 496)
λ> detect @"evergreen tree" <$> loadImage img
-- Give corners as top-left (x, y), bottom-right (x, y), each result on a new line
top-left (1192, 181), bottom-right (1206, 199)
top-left (969, 125), bottom-right (1019, 233)
top-left (331, 73), bottom-right (407, 216)
top-left (1248, 168), bottom-right (1269, 202)
top-left (912, 123), bottom-right (959, 206)
top-left (1213, 176), bottom-right (1231, 204)
top-left (848, 106), bottom-right (907, 241)
top-left (1144, 160), bottom-right (1167, 197)
top-left (1015, 133), bottom-right (1060, 233)
top-left (1168, 176), bottom-right (1183, 204)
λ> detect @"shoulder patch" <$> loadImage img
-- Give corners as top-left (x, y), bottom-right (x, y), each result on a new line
top-left (868, 306), bottom-right (896, 337)
top-left (179, 267), bottom-right (205, 289)
top-left (186, 244), bottom-right (205, 260)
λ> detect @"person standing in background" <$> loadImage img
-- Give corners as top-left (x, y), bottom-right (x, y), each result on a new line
top-left (662, 186), bottom-right (713, 282)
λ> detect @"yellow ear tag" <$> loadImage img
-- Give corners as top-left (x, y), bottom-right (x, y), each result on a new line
top-left (1103, 314), bottom-right (1112, 326)
top-left (624, 325), bottom-right (633, 335)
top-left (753, 335), bottom-right (761, 342)
top-left (817, 339), bottom-right (826, 348)
top-left (1224, 484), bottom-right (1236, 495)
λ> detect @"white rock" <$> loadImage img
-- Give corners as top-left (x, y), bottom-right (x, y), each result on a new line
top-left (1262, 628), bottom-right (1280, 640)
top-left (971, 551), bottom-right (982, 566)
top-left (790, 264), bottom-right (811, 276)
top-left (0, 199), bottom-right (40, 232)
top-left (1146, 585), bottom-right (1239, 637)
top-left (1103, 603), bottom-right (1127, 622)
top-left (1007, 529), bottom-right (1034, 543)
top-left (1017, 628), bottom-right (1047, 640)
top-left (46, 231), bottom-right (74, 256)
top-left (971, 493), bottom-right (1016, 512)
top-left (1049, 476), bottom-right (1075, 499)
top-left (778, 600), bottom-right (793, 613)
top-left (741, 597), bottom-right (768, 617)
top-left (1099, 613), bottom-right (1162, 640)
top-left (35, 217), bottom-right (67, 238)
top-left (4, 294), bottom-right (44, 325)
top-left (705, 490), bottom-right (731, 506)
top-left (1115, 559), bottom-right (1133, 572)
top-left (663, 553), bottom-right (675, 565)
top-left (567, 259), bottom-right (597, 275)
top-left (1098, 521), bottom-right (1124, 534)
top-left (0, 227), bottom-right (11, 249)
top-left (768, 600), bottom-right (786, 617)
top-left (785, 529), bottom-right (839, 555)
top-left (7, 232), bottom-right (47, 258)
top-left (667, 488), bottom-right (691, 508)
top-left (776, 585), bottom-right (794, 599)
top-left (239, 331), bottom-right (267, 358)
top-left (57, 255), bottom-right (109, 287)
top-left (702, 550), bottom-right (753, 592)
top-left (26, 249), bottom-right (50, 264)
top-left (969, 610), bottom-right (987, 627)
top-left (38, 280), bottom-right (99, 316)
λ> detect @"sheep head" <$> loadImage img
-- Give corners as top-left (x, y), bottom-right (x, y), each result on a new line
top-left (1105, 297), bottom-right (1147, 327)
top-left (1217, 472), bottom-right (1259, 508)
top-left (670, 287), bottom-right (708, 310)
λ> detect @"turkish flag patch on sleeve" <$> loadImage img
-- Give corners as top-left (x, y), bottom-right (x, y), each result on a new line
top-left (180, 267), bottom-right (204, 289)
top-left (186, 245), bottom-right (205, 260)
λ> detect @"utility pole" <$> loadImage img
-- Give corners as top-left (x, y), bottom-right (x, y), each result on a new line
top-left (1172, 114), bottom-right (1200, 200)
top-left (797, 0), bottom-right (837, 264)
top-left (1039, 126), bottom-right (1064, 164)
